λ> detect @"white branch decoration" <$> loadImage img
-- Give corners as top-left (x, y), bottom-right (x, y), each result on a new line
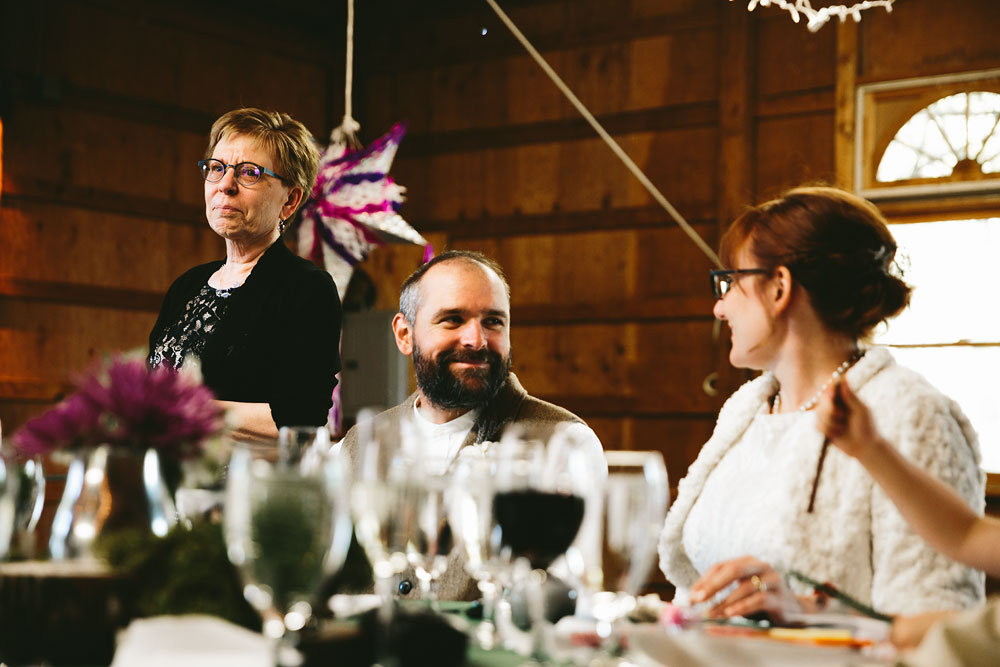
top-left (734, 0), bottom-right (895, 32)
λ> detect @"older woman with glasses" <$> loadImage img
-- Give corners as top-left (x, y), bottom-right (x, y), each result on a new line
top-left (658, 186), bottom-right (984, 622)
top-left (148, 108), bottom-right (341, 441)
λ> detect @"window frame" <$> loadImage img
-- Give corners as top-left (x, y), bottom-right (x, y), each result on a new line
top-left (854, 67), bottom-right (1000, 201)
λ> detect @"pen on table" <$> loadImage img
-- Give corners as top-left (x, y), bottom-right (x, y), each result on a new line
top-left (788, 570), bottom-right (894, 623)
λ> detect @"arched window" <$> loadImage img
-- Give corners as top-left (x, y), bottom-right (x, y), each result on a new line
top-left (858, 78), bottom-right (1000, 472)
top-left (876, 92), bottom-right (1000, 183)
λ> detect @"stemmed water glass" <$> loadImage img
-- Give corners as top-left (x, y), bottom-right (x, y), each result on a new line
top-left (491, 425), bottom-right (606, 663)
top-left (350, 411), bottom-right (426, 622)
top-left (407, 456), bottom-right (454, 606)
top-left (590, 450), bottom-right (669, 661)
top-left (449, 453), bottom-right (505, 648)
top-left (224, 427), bottom-right (352, 667)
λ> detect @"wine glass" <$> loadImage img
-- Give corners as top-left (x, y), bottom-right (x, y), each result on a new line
top-left (492, 425), bottom-right (605, 663)
top-left (449, 453), bottom-right (505, 647)
top-left (224, 428), bottom-right (352, 666)
top-left (407, 456), bottom-right (455, 607)
top-left (349, 410), bottom-right (425, 622)
top-left (590, 450), bottom-right (669, 660)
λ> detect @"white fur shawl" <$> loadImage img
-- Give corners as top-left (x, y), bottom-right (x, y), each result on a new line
top-left (658, 347), bottom-right (985, 615)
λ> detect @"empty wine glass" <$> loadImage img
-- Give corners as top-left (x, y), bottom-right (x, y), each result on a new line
top-left (224, 428), bottom-right (352, 666)
top-left (350, 411), bottom-right (425, 622)
top-left (407, 456), bottom-right (454, 607)
top-left (591, 450), bottom-right (669, 660)
top-left (492, 425), bottom-right (605, 663)
top-left (449, 454), bottom-right (505, 648)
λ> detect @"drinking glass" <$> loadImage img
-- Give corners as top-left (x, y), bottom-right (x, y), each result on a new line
top-left (449, 454), bottom-right (505, 648)
top-left (349, 411), bottom-right (425, 622)
top-left (591, 450), bottom-right (669, 660)
top-left (224, 428), bottom-right (352, 666)
top-left (0, 448), bottom-right (20, 560)
top-left (407, 456), bottom-right (454, 606)
top-left (492, 425), bottom-right (605, 663)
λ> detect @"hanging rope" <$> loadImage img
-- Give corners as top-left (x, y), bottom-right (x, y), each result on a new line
top-left (332, 0), bottom-right (361, 149)
top-left (484, 0), bottom-right (722, 269)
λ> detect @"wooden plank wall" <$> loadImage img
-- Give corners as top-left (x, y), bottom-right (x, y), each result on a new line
top-left (0, 1), bottom-right (343, 433)
top-left (349, 0), bottom-right (1000, 486)
top-left (348, 0), bottom-right (842, 482)
top-left (1, 0), bottom-right (997, 487)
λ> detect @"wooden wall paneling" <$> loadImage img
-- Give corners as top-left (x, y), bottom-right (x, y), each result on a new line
top-left (618, 128), bottom-right (717, 211)
top-left (454, 229), bottom-right (638, 307)
top-left (352, 233), bottom-right (451, 314)
top-left (430, 59), bottom-right (510, 133)
top-left (630, 415), bottom-right (716, 484)
top-left (717, 0), bottom-right (753, 230)
top-left (629, 320), bottom-right (722, 414)
top-left (626, 29), bottom-right (720, 111)
top-left (834, 21), bottom-right (860, 190)
top-left (3, 106), bottom-right (204, 207)
top-left (506, 52), bottom-right (575, 124)
top-left (0, 301), bottom-right (153, 384)
top-left (18, 3), bottom-right (330, 132)
top-left (754, 113), bottom-right (836, 198)
top-left (510, 323), bottom-right (633, 399)
top-left (633, 224), bottom-right (720, 301)
top-left (0, 201), bottom-right (221, 294)
top-left (755, 14), bottom-right (837, 99)
top-left (361, 0), bottom-right (718, 74)
top-left (453, 235), bottom-right (557, 306)
top-left (858, 0), bottom-right (1000, 82)
top-left (358, 69), bottom-right (433, 138)
top-left (580, 417), bottom-right (628, 452)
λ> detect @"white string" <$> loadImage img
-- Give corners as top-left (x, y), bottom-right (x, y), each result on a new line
top-left (345, 0), bottom-right (354, 122)
top-left (484, 0), bottom-right (722, 269)
top-left (335, 0), bottom-right (360, 146)
top-left (737, 0), bottom-right (894, 32)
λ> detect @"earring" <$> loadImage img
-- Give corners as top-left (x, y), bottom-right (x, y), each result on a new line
top-left (278, 219), bottom-right (287, 234)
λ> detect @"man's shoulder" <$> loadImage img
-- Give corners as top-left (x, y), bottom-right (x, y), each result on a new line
top-left (474, 374), bottom-right (585, 443)
top-left (515, 392), bottom-right (584, 426)
top-left (340, 399), bottom-right (415, 455)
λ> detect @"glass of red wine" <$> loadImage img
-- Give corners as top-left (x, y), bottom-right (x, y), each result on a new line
top-left (491, 425), bottom-right (605, 663)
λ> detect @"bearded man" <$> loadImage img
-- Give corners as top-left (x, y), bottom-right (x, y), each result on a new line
top-left (338, 250), bottom-right (603, 601)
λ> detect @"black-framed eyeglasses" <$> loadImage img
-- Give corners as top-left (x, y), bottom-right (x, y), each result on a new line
top-left (198, 158), bottom-right (286, 187)
top-left (710, 268), bottom-right (770, 299)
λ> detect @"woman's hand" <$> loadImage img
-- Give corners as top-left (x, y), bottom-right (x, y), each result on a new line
top-left (890, 610), bottom-right (958, 649)
top-left (814, 379), bottom-right (889, 462)
top-left (689, 556), bottom-right (803, 622)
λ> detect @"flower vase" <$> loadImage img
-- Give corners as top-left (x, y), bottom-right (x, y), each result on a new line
top-left (49, 445), bottom-right (177, 560)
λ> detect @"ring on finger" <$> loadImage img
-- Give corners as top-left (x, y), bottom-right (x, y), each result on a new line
top-left (750, 574), bottom-right (769, 593)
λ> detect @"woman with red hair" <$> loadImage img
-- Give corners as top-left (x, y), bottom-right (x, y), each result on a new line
top-left (658, 186), bottom-right (984, 621)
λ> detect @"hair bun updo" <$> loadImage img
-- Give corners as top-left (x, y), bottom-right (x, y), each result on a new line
top-left (720, 186), bottom-right (912, 340)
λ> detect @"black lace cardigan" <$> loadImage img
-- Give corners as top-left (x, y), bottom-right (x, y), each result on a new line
top-left (148, 240), bottom-right (342, 428)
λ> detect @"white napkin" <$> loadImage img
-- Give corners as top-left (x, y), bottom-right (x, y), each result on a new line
top-left (112, 615), bottom-right (272, 667)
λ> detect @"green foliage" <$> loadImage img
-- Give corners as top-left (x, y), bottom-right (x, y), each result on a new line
top-left (96, 522), bottom-right (261, 631)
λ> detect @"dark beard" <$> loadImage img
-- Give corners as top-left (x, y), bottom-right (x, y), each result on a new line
top-left (413, 345), bottom-right (511, 411)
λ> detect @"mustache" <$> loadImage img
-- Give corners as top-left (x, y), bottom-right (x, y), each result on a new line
top-left (438, 349), bottom-right (492, 364)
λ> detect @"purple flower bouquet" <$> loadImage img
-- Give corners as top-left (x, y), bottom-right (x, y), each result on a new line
top-left (14, 356), bottom-right (223, 461)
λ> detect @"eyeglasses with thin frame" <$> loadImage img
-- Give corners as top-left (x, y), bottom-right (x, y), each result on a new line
top-left (710, 268), bottom-right (770, 300)
top-left (198, 158), bottom-right (286, 187)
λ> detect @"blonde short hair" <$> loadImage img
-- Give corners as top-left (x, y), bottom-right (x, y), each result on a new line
top-left (206, 108), bottom-right (320, 209)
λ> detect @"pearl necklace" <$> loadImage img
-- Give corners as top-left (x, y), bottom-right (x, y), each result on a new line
top-left (775, 350), bottom-right (862, 413)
